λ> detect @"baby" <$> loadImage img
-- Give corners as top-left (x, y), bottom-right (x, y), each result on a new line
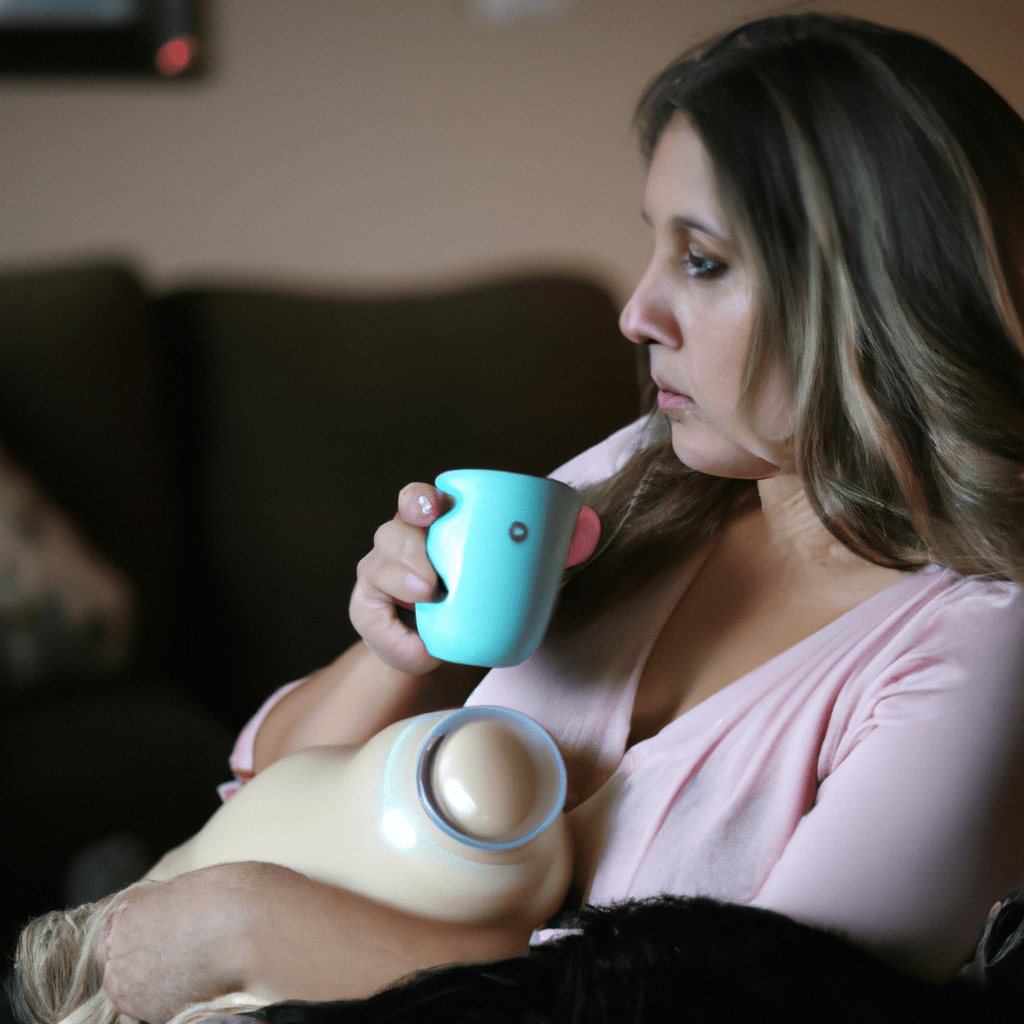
top-left (11, 707), bottom-right (570, 1024)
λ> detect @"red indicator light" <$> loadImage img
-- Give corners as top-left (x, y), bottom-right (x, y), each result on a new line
top-left (155, 36), bottom-right (196, 76)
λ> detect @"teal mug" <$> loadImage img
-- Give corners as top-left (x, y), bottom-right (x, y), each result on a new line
top-left (415, 469), bottom-right (595, 668)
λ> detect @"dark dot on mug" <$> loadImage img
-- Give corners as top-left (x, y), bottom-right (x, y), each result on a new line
top-left (509, 522), bottom-right (528, 543)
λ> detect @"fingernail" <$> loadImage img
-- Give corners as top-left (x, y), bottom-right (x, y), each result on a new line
top-left (418, 494), bottom-right (432, 516)
top-left (405, 573), bottom-right (432, 595)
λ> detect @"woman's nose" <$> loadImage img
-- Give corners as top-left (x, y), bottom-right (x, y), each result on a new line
top-left (619, 266), bottom-right (681, 348)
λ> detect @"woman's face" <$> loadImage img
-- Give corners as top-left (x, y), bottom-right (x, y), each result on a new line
top-left (620, 114), bottom-right (793, 479)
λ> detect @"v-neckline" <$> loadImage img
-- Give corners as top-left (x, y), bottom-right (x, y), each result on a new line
top-left (620, 560), bottom-right (941, 756)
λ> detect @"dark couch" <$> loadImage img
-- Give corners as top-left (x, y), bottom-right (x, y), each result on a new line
top-left (0, 260), bottom-right (639, 964)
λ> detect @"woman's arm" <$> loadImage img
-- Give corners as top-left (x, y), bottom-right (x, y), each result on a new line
top-left (251, 643), bottom-right (485, 772)
top-left (751, 586), bottom-right (1024, 982)
top-left (246, 419), bottom-right (638, 776)
top-left (252, 481), bottom-right (486, 772)
top-left (101, 862), bottom-right (532, 1024)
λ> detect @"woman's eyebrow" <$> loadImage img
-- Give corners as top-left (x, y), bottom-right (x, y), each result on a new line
top-left (640, 209), bottom-right (728, 244)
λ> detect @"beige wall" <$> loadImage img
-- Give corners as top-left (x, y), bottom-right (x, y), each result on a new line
top-left (1, 0), bottom-right (1022, 303)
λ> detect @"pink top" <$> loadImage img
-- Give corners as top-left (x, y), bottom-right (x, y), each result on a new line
top-left (468, 419), bottom-right (1024, 978)
top-left (219, 677), bottom-right (305, 801)
top-left (229, 419), bottom-right (1024, 979)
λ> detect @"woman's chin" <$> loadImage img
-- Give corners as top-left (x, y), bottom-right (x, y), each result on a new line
top-left (668, 431), bottom-right (781, 480)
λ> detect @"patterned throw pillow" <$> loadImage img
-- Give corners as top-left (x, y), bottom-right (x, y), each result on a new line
top-left (0, 445), bottom-right (134, 694)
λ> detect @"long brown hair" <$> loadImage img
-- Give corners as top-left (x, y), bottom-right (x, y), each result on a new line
top-left (559, 13), bottom-right (1024, 624)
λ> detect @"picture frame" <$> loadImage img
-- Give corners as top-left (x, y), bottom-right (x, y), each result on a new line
top-left (0, 0), bottom-right (204, 77)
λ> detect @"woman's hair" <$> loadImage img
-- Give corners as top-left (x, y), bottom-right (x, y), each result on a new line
top-left (9, 899), bottom-right (263, 1024)
top-left (559, 12), bottom-right (1024, 623)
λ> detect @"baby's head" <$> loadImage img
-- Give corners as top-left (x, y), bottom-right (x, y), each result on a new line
top-left (10, 898), bottom-right (261, 1024)
top-left (9, 900), bottom-right (124, 1024)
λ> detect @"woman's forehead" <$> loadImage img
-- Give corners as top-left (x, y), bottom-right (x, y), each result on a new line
top-left (644, 114), bottom-right (731, 242)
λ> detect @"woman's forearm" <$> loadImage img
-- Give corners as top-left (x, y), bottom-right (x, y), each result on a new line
top-left (242, 864), bottom-right (533, 1002)
top-left (101, 861), bottom-right (532, 1023)
top-left (252, 642), bottom-right (485, 773)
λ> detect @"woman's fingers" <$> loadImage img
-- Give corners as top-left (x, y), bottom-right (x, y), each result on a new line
top-left (101, 872), bottom-right (253, 1023)
top-left (397, 482), bottom-right (451, 528)
top-left (348, 483), bottom-right (453, 675)
top-left (368, 516), bottom-right (439, 602)
top-left (349, 572), bottom-right (442, 675)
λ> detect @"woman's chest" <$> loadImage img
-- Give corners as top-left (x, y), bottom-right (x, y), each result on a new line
top-left (627, 573), bottom-right (834, 746)
top-left (627, 522), bottom-right (911, 748)
top-left (567, 676), bottom-right (836, 907)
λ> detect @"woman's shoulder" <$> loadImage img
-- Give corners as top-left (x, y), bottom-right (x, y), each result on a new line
top-left (548, 416), bottom-right (656, 489)
top-left (876, 567), bottom-right (1024, 688)
top-left (922, 567), bottom-right (1023, 628)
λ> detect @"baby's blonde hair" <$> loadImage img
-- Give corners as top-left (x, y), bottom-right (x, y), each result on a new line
top-left (10, 899), bottom-right (263, 1024)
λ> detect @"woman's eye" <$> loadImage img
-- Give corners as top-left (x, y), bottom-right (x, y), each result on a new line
top-left (681, 251), bottom-right (726, 278)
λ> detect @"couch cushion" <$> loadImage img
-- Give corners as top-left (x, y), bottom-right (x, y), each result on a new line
top-left (0, 441), bottom-right (135, 694)
top-left (0, 263), bottom-right (182, 681)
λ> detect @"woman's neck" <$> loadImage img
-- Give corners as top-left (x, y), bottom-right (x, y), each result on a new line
top-left (753, 472), bottom-right (874, 573)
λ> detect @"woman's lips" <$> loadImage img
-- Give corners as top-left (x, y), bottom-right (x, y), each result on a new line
top-left (654, 377), bottom-right (694, 410)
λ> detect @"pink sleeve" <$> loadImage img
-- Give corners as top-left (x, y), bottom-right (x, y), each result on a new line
top-left (752, 584), bottom-right (1024, 980)
top-left (216, 678), bottom-right (306, 801)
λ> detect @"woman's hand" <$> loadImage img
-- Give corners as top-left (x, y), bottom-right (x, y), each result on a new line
top-left (254, 481), bottom-right (484, 766)
top-left (350, 482), bottom-right (451, 675)
top-left (100, 865), bottom-right (261, 1023)
top-left (100, 861), bottom-right (533, 1022)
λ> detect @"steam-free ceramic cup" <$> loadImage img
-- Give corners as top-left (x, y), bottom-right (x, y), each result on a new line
top-left (415, 469), bottom-right (585, 667)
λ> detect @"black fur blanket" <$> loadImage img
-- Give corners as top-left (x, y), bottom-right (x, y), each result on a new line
top-left (233, 896), bottom-right (1018, 1024)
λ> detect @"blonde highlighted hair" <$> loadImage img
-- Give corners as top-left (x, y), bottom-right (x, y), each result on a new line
top-left (560, 13), bottom-right (1024, 622)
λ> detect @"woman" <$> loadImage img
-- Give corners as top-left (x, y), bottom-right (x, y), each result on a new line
top-left (76, 12), bottom-right (1024, 1023)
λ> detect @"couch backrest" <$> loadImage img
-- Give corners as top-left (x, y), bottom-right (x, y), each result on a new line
top-left (159, 275), bottom-right (639, 724)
